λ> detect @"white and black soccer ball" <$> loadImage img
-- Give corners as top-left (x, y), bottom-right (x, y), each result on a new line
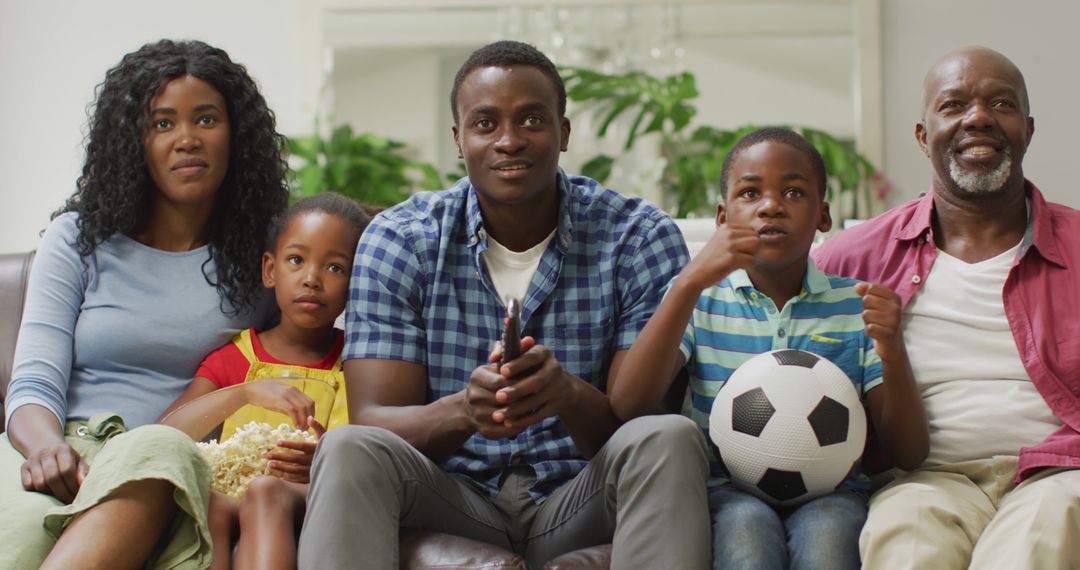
top-left (709, 349), bottom-right (867, 506)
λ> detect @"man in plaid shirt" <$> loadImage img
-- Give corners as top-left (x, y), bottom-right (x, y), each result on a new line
top-left (298, 41), bottom-right (710, 568)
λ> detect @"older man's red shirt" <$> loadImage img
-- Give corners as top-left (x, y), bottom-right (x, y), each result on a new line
top-left (812, 182), bottom-right (1080, 482)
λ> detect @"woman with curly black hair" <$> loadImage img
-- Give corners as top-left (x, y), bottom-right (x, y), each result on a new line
top-left (0, 39), bottom-right (288, 568)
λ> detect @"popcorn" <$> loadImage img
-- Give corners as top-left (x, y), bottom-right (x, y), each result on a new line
top-left (197, 421), bottom-right (317, 498)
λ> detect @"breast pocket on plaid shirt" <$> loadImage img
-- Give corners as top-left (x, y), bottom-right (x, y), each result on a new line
top-left (543, 319), bottom-right (613, 385)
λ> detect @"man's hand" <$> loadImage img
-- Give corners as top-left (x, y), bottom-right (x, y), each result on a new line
top-left (490, 337), bottom-right (572, 432)
top-left (20, 442), bottom-right (89, 504)
top-left (857, 282), bottom-right (905, 363)
top-left (464, 337), bottom-right (573, 439)
top-left (464, 351), bottom-right (522, 440)
top-left (244, 379), bottom-right (317, 431)
top-left (680, 224), bottom-right (760, 290)
top-left (267, 417), bottom-right (326, 484)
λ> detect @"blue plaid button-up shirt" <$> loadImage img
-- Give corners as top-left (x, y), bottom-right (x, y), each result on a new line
top-left (344, 172), bottom-right (689, 502)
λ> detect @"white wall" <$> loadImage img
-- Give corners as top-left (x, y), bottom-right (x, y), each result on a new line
top-left (880, 0), bottom-right (1080, 209)
top-left (331, 47), bottom-right (466, 175)
top-left (5, 1), bottom-right (1076, 254)
top-left (328, 34), bottom-right (857, 198)
top-left (0, 0), bottom-right (309, 254)
top-left (686, 35), bottom-right (855, 137)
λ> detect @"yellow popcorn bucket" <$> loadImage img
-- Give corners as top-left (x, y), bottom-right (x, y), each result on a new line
top-left (196, 421), bottom-right (318, 498)
top-left (221, 376), bottom-right (337, 440)
top-left (161, 376), bottom-right (337, 441)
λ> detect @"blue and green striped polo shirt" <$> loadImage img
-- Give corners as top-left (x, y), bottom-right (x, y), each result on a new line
top-left (678, 259), bottom-right (883, 489)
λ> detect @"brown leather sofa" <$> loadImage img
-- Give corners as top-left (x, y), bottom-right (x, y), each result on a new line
top-left (0, 250), bottom-right (611, 569)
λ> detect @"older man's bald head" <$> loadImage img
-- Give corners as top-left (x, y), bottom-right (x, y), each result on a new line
top-left (922, 46), bottom-right (1030, 118)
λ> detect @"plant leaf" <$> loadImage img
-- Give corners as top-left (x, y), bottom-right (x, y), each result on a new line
top-left (597, 94), bottom-right (641, 138)
top-left (580, 154), bottom-right (616, 184)
top-left (287, 135), bottom-right (321, 162)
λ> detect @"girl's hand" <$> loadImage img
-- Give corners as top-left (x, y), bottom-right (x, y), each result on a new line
top-left (243, 380), bottom-right (317, 430)
top-left (267, 417), bottom-right (326, 484)
top-left (20, 442), bottom-right (89, 504)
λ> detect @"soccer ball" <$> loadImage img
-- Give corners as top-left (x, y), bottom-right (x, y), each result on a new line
top-left (708, 349), bottom-right (867, 506)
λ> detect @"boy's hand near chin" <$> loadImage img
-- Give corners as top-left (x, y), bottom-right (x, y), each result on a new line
top-left (682, 224), bottom-right (760, 290)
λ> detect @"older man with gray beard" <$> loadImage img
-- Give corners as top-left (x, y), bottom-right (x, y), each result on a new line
top-left (812, 46), bottom-right (1080, 569)
top-left (948, 137), bottom-right (1011, 194)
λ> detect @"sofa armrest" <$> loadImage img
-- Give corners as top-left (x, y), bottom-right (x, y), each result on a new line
top-left (0, 251), bottom-right (36, 432)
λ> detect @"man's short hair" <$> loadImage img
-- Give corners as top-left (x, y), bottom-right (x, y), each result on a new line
top-left (719, 127), bottom-right (828, 201)
top-left (450, 40), bottom-right (567, 124)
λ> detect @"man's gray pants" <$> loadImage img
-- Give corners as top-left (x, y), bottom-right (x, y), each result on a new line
top-left (298, 415), bottom-right (711, 569)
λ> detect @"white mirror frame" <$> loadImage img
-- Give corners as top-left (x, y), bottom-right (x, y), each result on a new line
top-left (297, 0), bottom-right (884, 193)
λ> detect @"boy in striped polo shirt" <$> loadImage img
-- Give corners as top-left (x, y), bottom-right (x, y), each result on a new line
top-left (610, 127), bottom-right (928, 569)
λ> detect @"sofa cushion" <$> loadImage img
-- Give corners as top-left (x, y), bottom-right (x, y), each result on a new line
top-left (400, 529), bottom-right (527, 569)
top-left (543, 544), bottom-right (613, 569)
top-left (674, 217), bottom-right (715, 259)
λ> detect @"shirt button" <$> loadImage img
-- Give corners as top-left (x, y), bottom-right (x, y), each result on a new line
top-left (478, 230), bottom-right (486, 240)
top-left (767, 306), bottom-right (776, 314)
top-left (777, 328), bottom-right (786, 338)
top-left (470, 236), bottom-right (478, 245)
top-left (912, 275), bottom-right (922, 284)
top-left (475, 271), bottom-right (481, 279)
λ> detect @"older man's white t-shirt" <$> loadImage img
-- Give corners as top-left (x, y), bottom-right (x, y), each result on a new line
top-left (903, 240), bottom-right (1062, 467)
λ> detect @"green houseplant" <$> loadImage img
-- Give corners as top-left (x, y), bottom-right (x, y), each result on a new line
top-left (288, 124), bottom-right (444, 206)
top-left (561, 66), bottom-right (885, 221)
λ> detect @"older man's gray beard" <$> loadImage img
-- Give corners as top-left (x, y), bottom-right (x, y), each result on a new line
top-left (946, 144), bottom-right (1012, 194)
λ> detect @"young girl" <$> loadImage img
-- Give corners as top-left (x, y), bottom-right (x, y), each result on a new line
top-left (610, 128), bottom-right (928, 569)
top-left (160, 192), bottom-right (370, 570)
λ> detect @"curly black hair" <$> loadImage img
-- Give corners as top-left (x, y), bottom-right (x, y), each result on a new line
top-left (266, 193), bottom-right (372, 253)
top-left (55, 39), bottom-right (289, 314)
top-left (719, 127), bottom-right (828, 201)
top-left (450, 40), bottom-right (566, 124)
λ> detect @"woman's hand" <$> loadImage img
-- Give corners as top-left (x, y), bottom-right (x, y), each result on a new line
top-left (20, 442), bottom-right (89, 504)
top-left (9, 404), bottom-right (89, 504)
top-left (243, 380), bottom-right (318, 430)
top-left (266, 417), bottom-right (326, 484)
